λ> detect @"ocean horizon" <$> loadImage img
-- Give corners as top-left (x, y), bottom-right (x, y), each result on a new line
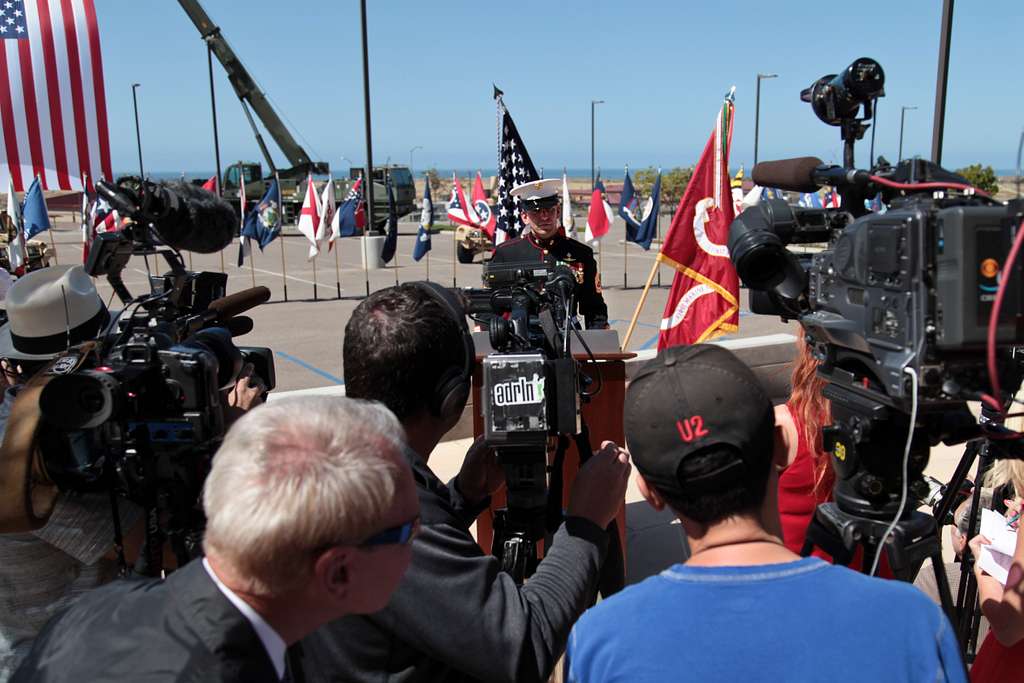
top-left (124, 166), bottom-right (1023, 183)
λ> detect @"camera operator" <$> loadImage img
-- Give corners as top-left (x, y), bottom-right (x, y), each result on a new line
top-left (0, 265), bottom-right (132, 679)
top-left (14, 396), bottom-right (418, 683)
top-left (0, 265), bottom-right (264, 679)
top-left (300, 283), bottom-right (630, 683)
top-left (490, 179), bottom-right (608, 329)
top-left (566, 345), bottom-right (966, 682)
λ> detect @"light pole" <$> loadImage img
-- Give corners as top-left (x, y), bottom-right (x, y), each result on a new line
top-left (409, 145), bottom-right (423, 174)
top-left (753, 73), bottom-right (777, 167)
top-left (590, 99), bottom-right (604, 190)
top-left (898, 105), bottom-right (918, 162)
top-left (131, 83), bottom-right (144, 178)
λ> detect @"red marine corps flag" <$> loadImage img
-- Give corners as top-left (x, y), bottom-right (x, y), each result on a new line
top-left (656, 96), bottom-right (739, 349)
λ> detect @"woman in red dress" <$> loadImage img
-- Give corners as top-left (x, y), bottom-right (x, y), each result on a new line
top-left (774, 333), bottom-right (834, 558)
top-left (774, 333), bottom-right (891, 576)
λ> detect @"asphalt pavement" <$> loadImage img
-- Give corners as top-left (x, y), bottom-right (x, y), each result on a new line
top-left (41, 212), bottom-right (793, 392)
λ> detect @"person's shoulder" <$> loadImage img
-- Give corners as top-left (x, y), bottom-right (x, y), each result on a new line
top-left (818, 565), bottom-right (946, 620)
top-left (574, 572), bottom-right (672, 633)
top-left (561, 237), bottom-right (595, 257)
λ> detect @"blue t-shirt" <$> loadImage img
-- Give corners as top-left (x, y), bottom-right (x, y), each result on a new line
top-left (565, 558), bottom-right (965, 682)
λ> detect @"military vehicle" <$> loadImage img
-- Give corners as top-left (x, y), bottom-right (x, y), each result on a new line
top-left (179, 0), bottom-right (414, 228)
top-left (0, 215), bottom-right (51, 273)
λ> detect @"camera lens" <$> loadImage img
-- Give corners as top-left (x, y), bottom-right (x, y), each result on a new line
top-left (40, 370), bottom-right (118, 430)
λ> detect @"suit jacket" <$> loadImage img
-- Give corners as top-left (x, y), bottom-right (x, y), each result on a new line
top-left (12, 559), bottom-right (281, 683)
top-left (300, 447), bottom-right (608, 683)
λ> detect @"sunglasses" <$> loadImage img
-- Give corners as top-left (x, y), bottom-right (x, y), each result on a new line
top-left (360, 515), bottom-right (420, 547)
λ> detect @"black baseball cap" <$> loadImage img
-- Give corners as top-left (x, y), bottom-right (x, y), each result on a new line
top-left (625, 344), bottom-right (776, 498)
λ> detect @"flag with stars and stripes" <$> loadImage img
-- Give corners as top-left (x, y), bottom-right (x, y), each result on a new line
top-left (0, 0), bottom-right (112, 192)
top-left (494, 88), bottom-right (538, 244)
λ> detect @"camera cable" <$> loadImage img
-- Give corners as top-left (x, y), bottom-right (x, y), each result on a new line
top-left (870, 365), bottom-right (919, 576)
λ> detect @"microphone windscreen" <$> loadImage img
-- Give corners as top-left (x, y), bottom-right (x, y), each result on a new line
top-left (208, 287), bottom-right (271, 320)
top-left (751, 157), bottom-right (823, 193)
top-left (221, 316), bottom-right (254, 337)
top-left (154, 182), bottom-right (238, 254)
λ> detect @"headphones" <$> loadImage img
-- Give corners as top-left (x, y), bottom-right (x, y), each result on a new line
top-left (410, 282), bottom-right (474, 422)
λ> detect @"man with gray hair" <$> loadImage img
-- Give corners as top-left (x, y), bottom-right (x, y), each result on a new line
top-left (14, 396), bottom-right (419, 683)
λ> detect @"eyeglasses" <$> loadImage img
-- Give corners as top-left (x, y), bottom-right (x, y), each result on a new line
top-left (360, 515), bottom-right (420, 548)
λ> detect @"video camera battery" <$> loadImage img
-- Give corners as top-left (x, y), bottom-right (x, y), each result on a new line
top-left (935, 206), bottom-right (1021, 349)
top-left (482, 353), bottom-right (548, 449)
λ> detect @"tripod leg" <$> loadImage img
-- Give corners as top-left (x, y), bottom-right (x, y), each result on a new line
top-left (929, 551), bottom-right (957, 626)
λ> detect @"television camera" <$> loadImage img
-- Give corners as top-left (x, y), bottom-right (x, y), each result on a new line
top-left (34, 178), bottom-right (275, 576)
top-left (728, 57), bottom-right (1024, 621)
top-left (466, 258), bottom-right (607, 584)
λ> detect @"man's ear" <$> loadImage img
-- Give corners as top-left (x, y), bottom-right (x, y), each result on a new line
top-left (314, 547), bottom-right (354, 601)
top-left (636, 472), bottom-right (665, 511)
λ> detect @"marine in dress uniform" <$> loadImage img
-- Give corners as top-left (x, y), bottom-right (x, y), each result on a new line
top-left (491, 179), bottom-right (609, 329)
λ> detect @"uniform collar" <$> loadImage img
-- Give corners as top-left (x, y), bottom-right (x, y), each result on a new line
top-left (526, 227), bottom-right (566, 250)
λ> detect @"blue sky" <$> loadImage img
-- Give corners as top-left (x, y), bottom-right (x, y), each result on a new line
top-left (100, 0), bottom-right (1023, 175)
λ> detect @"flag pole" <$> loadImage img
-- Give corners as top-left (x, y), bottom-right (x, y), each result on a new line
top-left (452, 229), bottom-right (457, 288)
top-left (623, 239), bottom-right (628, 289)
top-left (393, 235), bottom-right (399, 286)
top-left (333, 245), bottom-right (342, 298)
top-left (187, 251), bottom-right (193, 270)
top-left (426, 249), bottom-right (430, 281)
top-left (279, 236), bottom-right (289, 302)
top-left (248, 248), bottom-right (256, 288)
top-left (47, 228), bottom-right (58, 265)
top-left (655, 202), bottom-right (661, 287)
top-left (312, 253), bottom-right (319, 300)
top-left (621, 258), bottom-right (661, 350)
top-left (362, 232), bottom-right (370, 297)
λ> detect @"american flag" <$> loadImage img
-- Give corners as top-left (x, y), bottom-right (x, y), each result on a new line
top-left (0, 0), bottom-right (111, 192)
top-left (494, 89), bottom-right (538, 243)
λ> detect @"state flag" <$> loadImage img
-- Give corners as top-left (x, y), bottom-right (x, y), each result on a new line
top-left (4, 177), bottom-right (24, 274)
top-left (22, 175), bottom-right (50, 239)
top-left (241, 179), bottom-right (282, 250)
top-left (584, 179), bottom-right (614, 244)
top-left (413, 178), bottom-right (432, 261)
top-left (296, 174), bottom-right (322, 259)
top-left (471, 172), bottom-right (495, 239)
top-left (334, 177), bottom-right (364, 242)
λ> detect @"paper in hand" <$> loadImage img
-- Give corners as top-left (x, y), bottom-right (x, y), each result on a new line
top-left (977, 508), bottom-right (1019, 586)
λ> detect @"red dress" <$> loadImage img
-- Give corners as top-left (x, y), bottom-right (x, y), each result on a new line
top-left (778, 403), bottom-right (832, 558)
top-left (777, 404), bottom-right (892, 576)
top-left (971, 633), bottom-right (1024, 682)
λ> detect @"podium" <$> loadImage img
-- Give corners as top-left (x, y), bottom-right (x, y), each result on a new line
top-left (471, 330), bottom-right (634, 578)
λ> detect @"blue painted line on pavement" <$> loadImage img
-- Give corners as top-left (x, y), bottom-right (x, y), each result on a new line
top-left (275, 351), bottom-right (344, 385)
top-left (640, 332), bottom-right (660, 350)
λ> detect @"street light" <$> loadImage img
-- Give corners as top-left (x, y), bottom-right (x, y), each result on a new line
top-left (753, 73), bottom-right (777, 167)
top-left (898, 105), bottom-right (918, 162)
top-left (409, 145), bottom-right (423, 173)
top-left (591, 99), bottom-right (604, 190)
top-left (131, 83), bottom-right (144, 178)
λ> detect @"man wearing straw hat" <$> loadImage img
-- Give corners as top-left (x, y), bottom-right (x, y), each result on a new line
top-left (0, 266), bottom-right (262, 677)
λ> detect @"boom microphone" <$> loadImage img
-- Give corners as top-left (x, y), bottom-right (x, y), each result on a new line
top-left (207, 286), bottom-right (272, 320)
top-left (751, 157), bottom-right (822, 193)
top-left (752, 157), bottom-right (873, 194)
top-left (96, 180), bottom-right (238, 253)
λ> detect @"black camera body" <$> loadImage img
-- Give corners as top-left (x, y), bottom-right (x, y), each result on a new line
top-left (732, 176), bottom-right (1023, 413)
top-left (729, 58), bottom-right (1024, 520)
top-left (33, 178), bottom-right (275, 572)
top-left (474, 258), bottom-right (584, 581)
